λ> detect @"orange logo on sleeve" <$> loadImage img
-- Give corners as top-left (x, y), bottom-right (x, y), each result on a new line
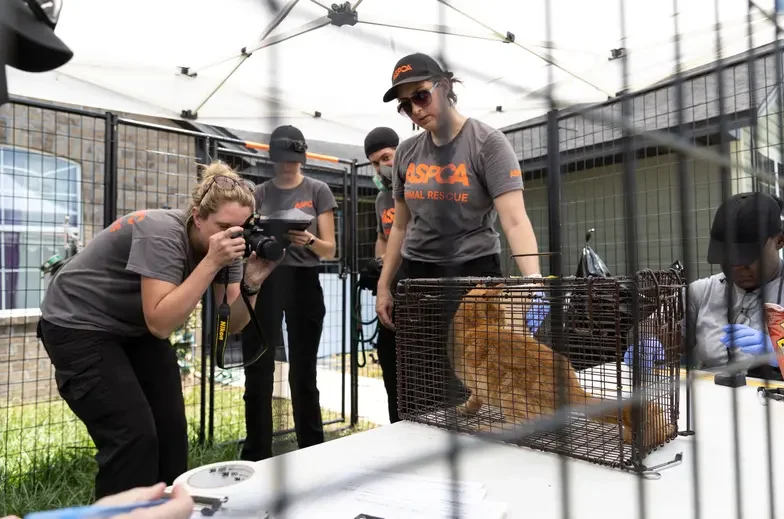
top-left (405, 163), bottom-right (470, 187)
top-left (393, 64), bottom-right (412, 81)
top-left (109, 210), bottom-right (147, 232)
top-left (510, 168), bottom-right (522, 177)
top-left (294, 200), bottom-right (314, 209)
top-left (381, 208), bottom-right (395, 225)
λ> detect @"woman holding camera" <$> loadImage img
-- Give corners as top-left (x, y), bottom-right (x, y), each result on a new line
top-left (38, 161), bottom-right (279, 499)
top-left (241, 124), bottom-right (338, 461)
top-left (375, 53), bottom-right (542, 414)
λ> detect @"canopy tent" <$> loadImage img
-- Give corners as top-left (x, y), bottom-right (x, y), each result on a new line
top-left (6, 0), bottom-right (781, 146)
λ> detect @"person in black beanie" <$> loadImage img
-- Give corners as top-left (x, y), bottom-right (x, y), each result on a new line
top-left (364, 127), bottom-right (399, 259)
top-left (363, 126), bottom-right (401, 423)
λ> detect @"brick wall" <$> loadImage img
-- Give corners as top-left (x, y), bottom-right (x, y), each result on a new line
top-left (0, 99), bottom-right (202, 406)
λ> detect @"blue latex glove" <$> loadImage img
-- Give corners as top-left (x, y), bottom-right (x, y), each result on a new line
top-left (525, 292), bottom-right (549, 334)
top-left (623, 338), bottom-right (665, 372)
top-left (721, 324), bottom-right (778, 367)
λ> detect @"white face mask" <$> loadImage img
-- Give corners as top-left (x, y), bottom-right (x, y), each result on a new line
top-left (373, 164), bottom-right (394, 192)
top-left (379, 164), bottom-right (394, 181)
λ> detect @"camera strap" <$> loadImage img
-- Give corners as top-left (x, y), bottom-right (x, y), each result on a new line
top-left (213, 269), bottom-right (233, 369)
top-left (213, 267), bottom-right (268, 370)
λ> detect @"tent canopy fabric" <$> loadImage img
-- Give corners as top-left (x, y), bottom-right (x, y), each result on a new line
top-left (6, 0), bottom-right (779, 146)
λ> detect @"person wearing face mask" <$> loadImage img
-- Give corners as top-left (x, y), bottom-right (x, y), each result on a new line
top-left (363, 126), bottom-right (401, 423)
top-left (365, 127), bottom-right (399, 259)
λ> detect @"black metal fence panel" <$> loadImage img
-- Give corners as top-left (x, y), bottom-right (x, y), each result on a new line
top-left (0, 101), bottom-right (108, 487)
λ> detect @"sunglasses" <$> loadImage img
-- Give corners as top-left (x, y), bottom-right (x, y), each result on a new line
top-left (199, 175), bottom-right (255, 205)
top-left (397, 81), bottom-right (440, 118)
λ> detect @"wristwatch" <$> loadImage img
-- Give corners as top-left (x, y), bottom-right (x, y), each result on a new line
top-left (304, 236), bottom-right (316, 250)
top-left (241, 279), bottom-right (261, 297)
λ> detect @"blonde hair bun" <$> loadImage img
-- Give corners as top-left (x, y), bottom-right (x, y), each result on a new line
top-left (201, 160), bottom-right (239, 182)
top-left (187, 160), bottom-right (255, 219)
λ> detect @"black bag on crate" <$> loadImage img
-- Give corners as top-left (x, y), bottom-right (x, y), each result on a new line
top-left (575, 229), bottom-right (611, 278)
top-left (534, 229), bottom-right (658, 371)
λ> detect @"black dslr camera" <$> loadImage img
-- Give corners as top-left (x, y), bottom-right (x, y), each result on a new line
top-left (233, 208), bottom-right (315, 261)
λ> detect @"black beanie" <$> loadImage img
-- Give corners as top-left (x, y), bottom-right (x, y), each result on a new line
top-left (364, 127), bottom-right (400, 158)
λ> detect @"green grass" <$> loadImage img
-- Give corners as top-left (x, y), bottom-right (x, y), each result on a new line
top-left (1, 380), bottom-right (375, 516)
top-left (321, 349), bottom-right (384, 380)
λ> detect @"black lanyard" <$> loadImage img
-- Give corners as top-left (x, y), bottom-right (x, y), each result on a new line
top-left (213, 268), bottom-right (267, 370)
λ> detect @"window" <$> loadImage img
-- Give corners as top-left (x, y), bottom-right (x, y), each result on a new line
top-left (0, 146), bottom-right (81, 316)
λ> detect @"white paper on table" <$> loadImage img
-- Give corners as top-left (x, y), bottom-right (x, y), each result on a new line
top-left (280, 469), bottom-right (507, 519)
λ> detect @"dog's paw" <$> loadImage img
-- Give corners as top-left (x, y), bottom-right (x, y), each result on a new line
top-left (456, 403), bottom-right (480, 417)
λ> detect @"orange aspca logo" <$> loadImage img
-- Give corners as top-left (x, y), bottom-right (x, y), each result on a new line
top-left (381, 208), bottom-right (395, 225)
top-left (109, 210), bottom-right (146, 232)
top-left (510, 168), bottom-right (522, 178)
top-left (393, 64), bottom-right (412, 81)
top-left (405, 163), bottom-right (470, 187)
top-left (295, 200), bottom-right (314, 209)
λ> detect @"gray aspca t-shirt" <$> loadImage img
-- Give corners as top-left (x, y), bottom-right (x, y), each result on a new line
top-left (391, 118), bottom-right (523, 264)
top-left (255, 176), bottom-right (338, 268)
top-left (375, 190), bottom-right (395, 240)
top-left (40, 209), bottom-right (243, 336)
top-left (686, 268), bottom-right (784, 369)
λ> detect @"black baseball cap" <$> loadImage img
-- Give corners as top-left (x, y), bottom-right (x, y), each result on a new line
top-left (707, 192), bottom-right (784, 266)
top-left (382, 53), bottom-right (453, 103)
top-left (269, 125), bottom-right (307, 164)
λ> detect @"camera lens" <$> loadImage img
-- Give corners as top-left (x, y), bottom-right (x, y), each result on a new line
top-left (258, 239), bottom-right (284, 262)
top-left (248, 234), bottom-right (284, 262)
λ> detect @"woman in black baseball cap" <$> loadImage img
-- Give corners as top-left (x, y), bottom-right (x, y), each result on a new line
top-left (375, 52), bottom-right (545, 414)
top-left (240, 124), bottom-right (338, 461)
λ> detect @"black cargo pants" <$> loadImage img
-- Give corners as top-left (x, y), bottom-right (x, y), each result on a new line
top-left (37, 319), bottom-right (188, 500)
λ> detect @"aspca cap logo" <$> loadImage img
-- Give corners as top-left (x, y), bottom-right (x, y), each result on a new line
top-left (393, 64), bottom-right (413, 81)
top-left (294, 200), bottom-right (314, 209)
top-left (405, 163), bottom-right (470, 187)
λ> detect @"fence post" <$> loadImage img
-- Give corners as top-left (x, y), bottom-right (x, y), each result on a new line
top-left (103, 112), bottom-right (118, 228)
top-left (546, 110), bottom-right (562, 278)
top-left (349, 160), bottom-right (359, 427)
top-left (340, 166), bottom-right (349, 420)
top-left (196, 136), bottom-right (213, 446)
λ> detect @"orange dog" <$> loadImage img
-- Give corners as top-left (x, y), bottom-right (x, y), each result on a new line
top-left (450, 285), bottom-right (675, 450)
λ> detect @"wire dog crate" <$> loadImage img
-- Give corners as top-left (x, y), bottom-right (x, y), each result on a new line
top-left (395, 270), bottom-right (684, 472)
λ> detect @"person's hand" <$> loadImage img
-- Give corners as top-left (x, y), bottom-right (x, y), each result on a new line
top-left (205, 227), bottom-right (245, 269)
top-left (286, 229), bottom-right (314, 247)
top-left (623, 337), bottom-right (666, 372)
top-left (721, 324), bottom-right (778, 367)
top-left (376, 286), bottom-right (395, 330)
top-left (95, 483), bottom-right (193, 519)
top-left (244, 251), bottom-right (283, 287)
top-left (525, 292), bottom-right (549, 335)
